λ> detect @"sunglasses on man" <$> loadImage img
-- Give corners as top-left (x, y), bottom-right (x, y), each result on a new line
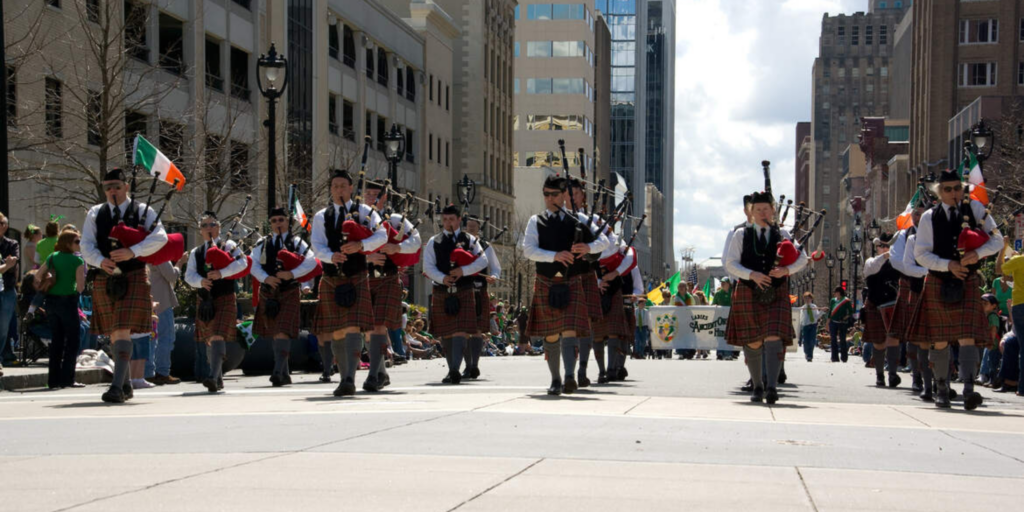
top-left (942, 184), bottom-right (963, 193)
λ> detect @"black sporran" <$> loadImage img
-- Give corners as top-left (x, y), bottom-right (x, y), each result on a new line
top-left (334, 283), bottom-right (357, 308)
top-left (106, 273), bottom-right (129, 302)
top-left (263, 298), bottom-right (281, 319)
top-left (548, 283), bottom-right (571, 310)
top-left (197, 299), bottom-right (216, 323)
top-left (444, 294), bottom-right (461, 316)
top-left (601, 293), bottom-right (613, 315)
top-left (940, 278), bottom-right (964, 304)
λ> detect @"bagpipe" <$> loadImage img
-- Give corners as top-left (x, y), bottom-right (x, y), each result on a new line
top-left (204, 195), bottom-right (253, 281)
top-left (108, 168), bottom-right (185, 266)
top-left (378, 183), bottom-right (422, 268)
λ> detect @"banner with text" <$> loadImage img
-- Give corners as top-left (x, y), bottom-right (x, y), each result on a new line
top-left (648, 306), bottom-right (800, 352)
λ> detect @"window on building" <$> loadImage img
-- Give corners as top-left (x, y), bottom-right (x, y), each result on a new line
top-left (852, 25), bottom-right (859, 45)
top-left (437, 79), bottom-right (442, 106)
top-left (852, 67), bottom-right (860, 78)
top-left (428, 133), bottom-right (433, 161)
top-left (87, 90), bottom-right (102, 146)
top-left (1019, 62), bottom-right (1024, 85)
top-left (397, 67), bottom-right (404, 97)
top-left (86, 0), bottom-right (100, 22)
top-left (205, 37), bottom-right (223, 91)
top-left (343, 25), bottom-right (356, 68)
top-left (377, 48), bottom-right (388, 87)
top-left (125, 1), bottom-right (149, 63)
top-left (366, 47), bottom-right (374, 79)
top-left (158, 121), bottom-right (184, 162)
top-left (527, 4), bottom-right (552, 20)
top-left (960, 62), bottom-right (997, 86)
top-left (342, 100), bottom-right (354, 141)
top-left (158, 13), bottom-right (184, 75)
top-left (328, 95), bottom-right (338, 135)
top-left (5, 66), bottom-right (15, 128)
top-left (881, 66), bottom-right (888, 77)
top-left (865, 25), bottom-right (873, 45)
top-left (527, 41), bottom-right (552, 57)
top-left (446, 142), bottom-right (450, 167)
top-left (437, 138), bottom-right (441, 165)
top-left (429, 74), bottom-right (433, 101)
top-left (514, 42), bottom-right (519, 57)
top-left (328, 23), bottom-right (339, 60)
top-left (823, 185), bottom-right (831, 195)
top-left (879, 25), bottom-right (888, 45)
top-left (124, 110), bottom-right (147, 155)
top-left (230, 47), bottom-right (250, 101)
top-left (406, 67), bottom-right (415, 102)
top-left (231, 0), bottom-right (251, 9)
top-left (45, 77), bottom-right (62, 138)
top-left (376, 116), bottom-right (387, 152)
top-left (229, 141), bottom-right (251, 187)
top-left (365, 111), bottom-right (372, 139)
top-left (46, 0), bottom-right (60, 9)
top-left (405, 128), bottom-right (414, 162)
top-left (445, 85), bottom-right (450, 111)
top-left (960, 19), bottom-right (999, 44)
top-left (514, 78), bottom-right (519, 94)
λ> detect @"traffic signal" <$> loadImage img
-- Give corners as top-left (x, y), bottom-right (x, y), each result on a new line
top-left (840, 279), bottom-right (848, 291)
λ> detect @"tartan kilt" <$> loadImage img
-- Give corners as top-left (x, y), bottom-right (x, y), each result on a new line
top-left (91, 268), bottom-right (153, 335)
top-left (886, 278), bottom-right (917, 340)
top-left (313, 274), bottom-right (374, 333)
top-left (726, 280), bottom-right (795, 347)
top-left (526, 274), bottom-right (591, 338)
top-left (622, 301), bottom-right (636, 343)
top-left (581, 272), bottom-right (603, 319)
top-left (861, 301), bottom-right (887, 346)
top-left (906, 273), bottom-right (991, 348)
top-left (474, 280), bottom-right (492, 334)
top-left (592, 288), bottom-right (630, 341)
top-left (196, 293), bottom-right (238, 342)
top-left (254, 285), bottom-right (301, 339)
top-left (369, 275), bottom-right (404, 330)
top-left (430, 286), bottom-right (478, 338)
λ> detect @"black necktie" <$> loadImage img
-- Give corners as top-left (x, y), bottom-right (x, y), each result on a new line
top-left (949, 206), bottom-right (958, 223)
top-left (111, 204), bottom-right (121, 224)
top-left (758, 228), bottom-right (767, 246)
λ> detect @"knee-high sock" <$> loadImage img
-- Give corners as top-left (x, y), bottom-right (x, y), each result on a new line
top-left (918, 347), bottom-right (933, 388)
top-left (561, 337), bottom-right (578, 379)
top-left (344, 333), bottom-right (363, 381)
top-left (111, 339), bottom-right (133, 387)
top-left (886, 346), bottom-right (900, 377)
top-left (593, 340), bottom-right (606, 373)
top-left (330, 339), bottom-right (348, 381)
top-left (272, 338), bottom-right (290, 376)
top-left (544, 340), bottom-right (562, 380)
top-left (605, 339), bottom-right (617, 371)
top-left (440, 338), bottom-right (453, 367)
top-left (873, 346), bottom-right (886, 378)
top-left (319, 343), bottom-right (333, 377)
top-left (744, 345), bottom-right (764, 389)
top-left (764, 340), bottom-right (783, 389)
top-left (929, 345), bottom-right (951, 388)
top-left (908, 344), bottom-right (920, 381)
top-left (959, 345), bottom-right (980, 395)
top-left (449, 336), bottom-right (466, 374)
top-left (579, 337), bottom-right (593, 374)
top-left (368, 334), bottom-right (389, 379)
top-left (208, 340), bottom-right (226, 382)
top-left (468, 336), bottom-right (484, 369)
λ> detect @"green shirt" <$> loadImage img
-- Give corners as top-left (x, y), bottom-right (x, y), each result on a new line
top-left (829, 297), bottom-right (854, 322)
top-left (46, 252), bottom-right (83, 296)
top-left (993, 277), bottom-right (1013, 316)
top-left (36, 237), bottom-right (57, 264)
top-left (712, 289), bottom-right (732, 306)
top-left (988, 312), bottom-right (1001, 328)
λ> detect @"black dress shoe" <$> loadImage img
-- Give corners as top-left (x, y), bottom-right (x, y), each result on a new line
top-left (741, 379), bottom-right (754, 392)
top-left (461, 367), bottom-right (473, 380)
top-left (442, 374), bottom-right (452, 384)
top-left (948, 388), bottom-right (958, 400)
top-left (577, 372), bottom-right (591, 388)
top-left (750, 387), bottom-right (764, 403)
top-left (448, 370), bottom-right (462, 385)
top-left (202, 379), bottom-right (219, 393)
top-left (597, 372), bottom-right (609, 384)
top-left (319, 374), bottom-right (332, 383)
top-left (470, 367), bottom-right (481, 379)
top-left (333, 378), bottom-right (357, 397)
top-left (563, 377), bottom-right (578, 395)
top-left (765, 387), bottom-right (779, 405)
top-left (122, 382), bottom-right (134, 400)
top-left (101, 385), bottom-right (126, 403)
top-left (964, 391), bottom-right (983, 411)
top-left (920, 387), bottom-right (934, 402)
top-left (617, 367), bottom-right (629, 380)
top-left (547, 379), bottom-right (563, 396)
top-left (270, 374), bottom-right (283, 387)
top-left (362, 375), bottom-right (380, 392)
top-left (888, 374), bottom-right (901, 388)
top-left (282, 373), bottom-right (292, 385)
top-left (994, 384), bottom-right (1014, 393)
top-left (935, 390), bottom-right (951, 409)
top-left (778, 371), bottom-right (787, 385)
top-left (378, 372), bottom-right (391, 388)
top-left (217, 377), bottom-right (224, 390)
top-left (876, 375), bottom-right (886, 387)
top-left (911, 379), bottom-right (924, 393)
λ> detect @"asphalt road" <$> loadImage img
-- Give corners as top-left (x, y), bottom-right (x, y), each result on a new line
top-left (2, 350), bottom-right (1023, 512)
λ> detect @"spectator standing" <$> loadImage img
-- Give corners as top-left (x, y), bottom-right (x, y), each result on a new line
top-left (34, 228), bottom-right (85, 388)
top-left (798, 292), bottom-right (823, 362)
top-left (828, 287), bottom-right (854, 363)
top-left (634, 300), bottom-right (651, 359)
top-left (22, 225), bottom-right (42, 270)
top-left (0, 212), bottom-right (21, 375)
top-left (1000, 239), bottom-right (1024, 396)
top-left (35, 221), bottom-right (59, 266)
top-left (147, 261), bottom-right (181, 385)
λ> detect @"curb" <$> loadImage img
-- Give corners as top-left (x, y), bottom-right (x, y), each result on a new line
top-left (0, 368), bottom-right (111, 392)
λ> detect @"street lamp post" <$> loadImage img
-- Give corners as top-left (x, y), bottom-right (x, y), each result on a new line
top-left (256, 43), bottom-right (289, 210)
top-left (851, 234), bottom-right (862, 307)
top-left (836, 244), bottom-right (847, 294)
top-left (825, 253), bottom-right (835, 292)
top-left (383, 123), bottom-right (406, 189)
top-left (867, 219), bottom-right (881, 256)
top-left (457, 174), bottom-right (476, 226)
top-left (809, 268), bottom-right (817, 295)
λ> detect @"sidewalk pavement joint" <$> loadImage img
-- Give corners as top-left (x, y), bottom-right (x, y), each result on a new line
top-left (447, 458), bottom-right (545, 512)
top-left (795, 467), bottom-right (820, 512)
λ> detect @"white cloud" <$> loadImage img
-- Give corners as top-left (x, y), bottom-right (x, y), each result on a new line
top-left (672, 0), bottom-right (864, 262)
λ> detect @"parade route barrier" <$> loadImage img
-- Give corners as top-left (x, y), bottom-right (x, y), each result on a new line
top-left (648, 306), bottom-right (799, 352)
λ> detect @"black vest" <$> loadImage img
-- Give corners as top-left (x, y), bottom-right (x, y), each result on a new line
top-left (95, 202), bottom-right (146, 273)
top-left (377, 216), bottom-right (400, 276)
top-left (535, 212), bottom-right (578, 279)
top-left (432, 231), bottom-right (475, 288)
top-left (866, 259), bottom-right (900, 305)
top-left (929, 200), bottom-right (981, 276)
top-left (322, 205), bottom-right (367, 277)
top-left (259, 234), bottom-right (298, 275)
top-left (740, 225), bottom-right (782, 288)
top-left (472, 239), bottom-right (491, 284)
top-left (621, 269), bottom-right (635, 296)
top-left (195, 242), bottom-right (236, 298)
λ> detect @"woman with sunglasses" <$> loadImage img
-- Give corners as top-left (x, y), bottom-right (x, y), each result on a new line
top-left (907, 170), bottom-right (1003, 410)
top-left (34, 228), bottom-right (86, 389)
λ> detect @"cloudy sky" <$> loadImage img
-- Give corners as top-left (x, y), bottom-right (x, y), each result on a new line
top-left (672, 0), bottom-right (864, 264)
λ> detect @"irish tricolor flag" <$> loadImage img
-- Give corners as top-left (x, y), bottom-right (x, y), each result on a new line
top-left (957, 149), bottom-right (988, 205)
top-left (293, 199), bottom-right (310, 231)
top-left (896, 189), bottom-right (921, 230)
top-left (133, 135), bottom-right (186, 190)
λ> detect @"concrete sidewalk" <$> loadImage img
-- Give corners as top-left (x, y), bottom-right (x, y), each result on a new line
top-left (0, 362), bottom-right (109, 391)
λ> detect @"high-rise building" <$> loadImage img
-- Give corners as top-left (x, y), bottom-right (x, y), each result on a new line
top-left (809, 1), bottom-right (908, 252)
top-left (644, 0), bottom-right (675, 274)
top-left (795, 122), bottom-right (812, 206)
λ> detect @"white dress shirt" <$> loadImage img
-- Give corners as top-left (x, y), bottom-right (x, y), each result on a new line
top-left (913, 200), bottom-right (1002, 272)
top-left (863, 253), bottom-right (889, 277)
top-left (721, 221), bottom-right (749, 279)
top-left (81, 198), bottom-right (169, 268)
top-left (185, 238), bottom-right (248, 288)
top-left (888, 229), bottom-right (908, 274)
top-left (249, 233), bottom-right (318, 283)
top-left (483, 244), bottom-right (502, 279)
top-left (521, 210), bottom-right (605, 263)
top-left (386, 213), bottom-right (422, 254)
top-left (310, 200), bottom-right (387, 261)
top-left (724, 223), bottom-right (808, 280)
top-left (422, 229), bottom-right (489, 285)
top-left (630, 265), bottom-right (644, 296)
top-left (901, 234), bottom-right (928, 278)
top-left (576, 211), bottom-right (611, 255)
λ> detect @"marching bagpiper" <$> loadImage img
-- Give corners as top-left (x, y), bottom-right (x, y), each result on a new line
top-left (907, 170), bottom-right (1002, 409)
top-left (724, 191), bottom-right (808, 405)
top-left (363, 181), bottom-right (421, 391)
top-left (423, 204), bottom-right (489, 384)
top-left (82, 168), bottom-right (168, 403)
top-left (861, 233), bottom-right (902, 387)
top-left (901, 218), bottom-right (935, 400)
top-left (567, 178), bottom-right (610, 386)
top-left (310, 170), bottom-right (388, 397)
top-left (184, 211), bottom-right (249, 393)
top-left (464, 216), bottom-right (501, 381)
top-left (887, 198), bottom-right (929, 396)
top-left (522, 175), bottom-right (603, 396)
top-left (250, 206), bottom-right (319, 387)
top-left (593, 224), bottom-right (637, 384)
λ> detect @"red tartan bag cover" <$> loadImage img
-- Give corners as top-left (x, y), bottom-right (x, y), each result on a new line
top-left (276, 250), bottom-right (323, 283)
top-left (109, 223), bottom-right (185, 266)
top-left (383, 221), bottom-right (421, 267)
top-left (777, 239), bottom-right (801, 267)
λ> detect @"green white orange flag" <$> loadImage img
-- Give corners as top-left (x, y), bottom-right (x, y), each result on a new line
top-left (133, 135), bottom-right (186, 190)
top-left (895, 188), bottom-right (921, 230)
top-left (957, 149), bottom-right (988, 205)
top-left (293, 199), bottom-right (310, 231)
